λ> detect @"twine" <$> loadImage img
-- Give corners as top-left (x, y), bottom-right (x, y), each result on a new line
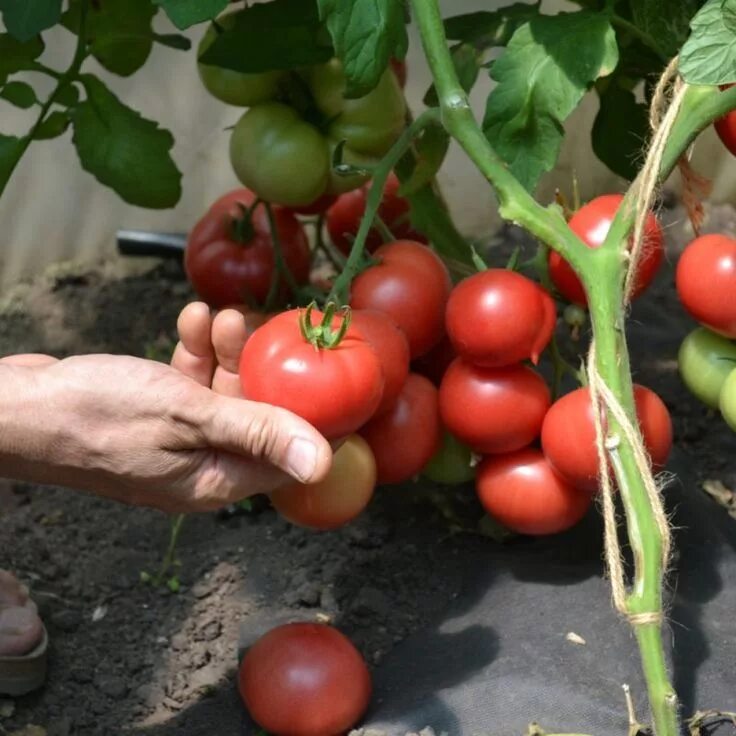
top-left (589, 58), bottom-right (685, 622)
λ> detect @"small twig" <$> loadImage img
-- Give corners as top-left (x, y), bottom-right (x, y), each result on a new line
top-left (153, 514), bottom-right (186, 587)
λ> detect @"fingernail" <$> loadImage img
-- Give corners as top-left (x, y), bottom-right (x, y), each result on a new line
top-left (285, 437), bottom-right (318, 483)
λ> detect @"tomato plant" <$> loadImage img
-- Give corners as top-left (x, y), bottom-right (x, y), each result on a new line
top-left (439, 359), bottom-right (550, 454)
top-left (676, 234), bottom-right (736, 338)
top-left (185, 189), bottom-right (311, 308)
top-left (350, 240), bottom-right (451, 358)
top-left (541, 385), bottom-right (672, 492)
top-left (422, 430), bottom-right (475, 485)
top-left (475, 448), bottom-right (593, 536)
top-left (548, 195), bottom-right (664, 305)
top-left (270, 435), bottom-right (376, 530)
top-left (446, 269), bottom-right (556, 367)
top-left (326, 172), bottom-right (427, 256)
top-left (678, 327), bottom-right (736, 409)
top-left (239, 305), bottom-right (383, 439)
top-left (239, 622), bottom-right (371, 736)
top-left (360, 373), bottom-right (441, 484)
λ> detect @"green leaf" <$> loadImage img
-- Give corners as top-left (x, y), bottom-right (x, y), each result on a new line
top-left (482, 11), bottom-right (619, 192)
top-left (62, 0), bottom-right (156, 77)
top-left (0, 33), bottom-right (45, 81)
top-left (591, 81), bottom-right (648, 181)
top-left (153, 33), bottom-right (192, 51)
top-left (0, 133), bottom-right (26, 194)
top-left (0, 80), bottom-right (37, 108)
top-left (629, 0), bottom-right (703, 58)
top-left (318, 0), bottom-right (408, 97)
top-left (680, 0), bottom-right (736, 84)
top-left (199, 0), bottom-right (333, 74)
top-left (153, 0), bottom-right (228, 30)
top-left (424, 43), bottom-right (480, 107)
top-left (71, 75), bottom-right (181, 208)
top-left (34, 110), bottom-right (70, 140)
top-left (0, 0), bottom-right (61, 42)
top-left (56, 83), bottom-right (80, 107)
top-left (724, 0), bottom-right (736, 34)
top-left (444, 4), bottom-right (541, 48)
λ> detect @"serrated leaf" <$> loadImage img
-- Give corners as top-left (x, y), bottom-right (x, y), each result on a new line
top-left (0, 80), bottom-right (37, 108)
top-left (483, 11), bottom-right (619, 192)
top-left (56, 83), bottom-right (79, 107)
top-left (62, 0), bottom-right (156, 77)
top-left (0, 133), bottom-right (26, 194)
top-left (71, 75), bottom-right (181, 208)
top-left (0, 0), bottom-right (61, 42)
top-left (444, 4), bottom-right (540, 47)
top-left (153, 0), bottom-right (228, 30)
top-left (397, 122), bottom-right (449, 196)
top-left (34, 110), bottom-right (69, 140)
top-left (199, 0), bottom-right (333, 74)
top-left (424, 43), bottom-right (480, 107)
top-left (318, 0), bottom-right (408, 97)
top-left (630, 0), bottom-right (703, 58)
top-left (153, 33), bottom-right (191, 51)
top-left (680, 0), bottom-right (736, 84)
top-left (0, 33), bottom-right (44, 81)
top-left (591, 81), bottom-right (648, 181)
top-left (724, 0), bottom-right (736, 34)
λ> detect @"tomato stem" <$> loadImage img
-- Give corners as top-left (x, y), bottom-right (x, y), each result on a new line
top-left (298, 302), bottom-right (351, 349)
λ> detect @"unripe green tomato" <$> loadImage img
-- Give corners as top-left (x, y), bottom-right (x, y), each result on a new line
top-left (309, 59), bottom-right (407, 156)
top-left (678, 327), bottom-right (736, 409)
top-left (197, 15), bottom-right (284, 107)
top-left (719, 367), bottom-right (736, 431)
top-left (230, 102), bottom-right (331, 207)
top-left (422, 430), bottom-right (476, 485)
top-left (326, 140), bottom-right (374, 195)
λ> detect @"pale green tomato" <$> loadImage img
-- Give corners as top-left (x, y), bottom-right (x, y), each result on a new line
top-left (678, 327), bottom-right (736, 409)
top-left (719, 367), bottom-right (736, 431)
top-left (422, 430), bottom-right (476, 485)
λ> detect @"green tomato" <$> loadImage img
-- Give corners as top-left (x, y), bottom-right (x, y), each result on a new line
top-left (197, 14), bottom-right (284, 107)
top-left (230, 102), bottom-right (331, 207)
top-left (678, 327), bottom-right (736, 409)
top-left (309, 59), bottom-right (407, 156)
top-left (422, 431), bottom-right (476, 485)
top-left (325, 139), bottom-right (374, 195)
top-left (719, 367), bottom-right (736, 431)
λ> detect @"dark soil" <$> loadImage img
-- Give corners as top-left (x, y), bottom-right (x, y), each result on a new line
top-left (1, 201), bottom-right (735, 736)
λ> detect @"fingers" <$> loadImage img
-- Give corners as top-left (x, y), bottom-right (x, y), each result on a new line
top-left (171, 302), bottom-right (215, 387)
top-left (199, 395), bottom-right (333, 485)
top-left (0, 353), bottom-right (58, 367)
top-left (211, 308), bottom-right (248, 397)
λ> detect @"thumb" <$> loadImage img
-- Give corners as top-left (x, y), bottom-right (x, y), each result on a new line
top-left (198, 395), bottom-right (333, 484)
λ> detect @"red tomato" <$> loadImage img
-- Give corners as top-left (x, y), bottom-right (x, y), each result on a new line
top-left (675, 234), bottom-right (736, 338)
top-left (326, 173), bottom-right (427, 256)
top-left (390, 58), bottom-right (407, 88)
top-left (475, 448), bottom-right (592, 535)
top-left (360, 373), bottom-right (441, 484)
top-left (239, 623), bottom-right (372, 736)
top-left (439, 359), bottom-right (550, 454)
top-left (548, 194), bottom-right (664, 305)
top-left (411, 334), bottom-right (456, 386)
top-left (350, 240), bottom-right (451, 358)
top-left (351, 309), bottom-right (410, 416)
top-left (239, 307), bottom-right (383, 439)
top-left (446, 269), bottom-right (556, 367)
top-left (270, 435), bottom-right (376, 530)
top-left (541, 384), bottom-right (672, 492)
top-left (288, 192), bottom-right (338, 217)
top-left (715, 84), bottom-right (736, 156)
top-left (185, 188), bottom-right (311, 309)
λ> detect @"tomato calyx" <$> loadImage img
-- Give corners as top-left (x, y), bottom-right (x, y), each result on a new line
top-left (299, 302), bottom-right (352, 349)
top-left (229, 200), bottom-right (261, 244)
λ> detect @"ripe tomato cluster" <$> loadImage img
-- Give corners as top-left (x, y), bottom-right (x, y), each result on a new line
top-left (197, 10), bottom-right (407, 208)
top-left (676, 233), bottom-right (736, 428)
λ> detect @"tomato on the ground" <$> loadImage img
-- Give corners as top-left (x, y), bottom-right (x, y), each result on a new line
top-left (239, 623), bottom-right (372, 736)
top-left (360, 373), bottom-right (441, 484)
top-left (678, 327), bottom-right (736, 409)
top-left (185, 188), bottom-right (310, 308)
top-left (350, 240), bottom-right (451, 358)
top-left (446, 269), bottom-right (556, 367)
top-left (239, 306), bottom-right (383, 439)
top-left (439, 359), bottom-right (550, 454)
top-left (540, 384), bottom-right (672, 492)
top-left (676, 234), bottom-right (736, 338)
top-left (475, 448), bottom-right (593, 535)
top-left (548, 194), bottom-right (664, 305)
top-left (350, 309), bottom-right (410, 416)
top-left (422, 430), bottom-right (476, 485)
top-left (270, 435), bottom-right (376, 530)
top-left (326, 173), bottom-right (427, 256)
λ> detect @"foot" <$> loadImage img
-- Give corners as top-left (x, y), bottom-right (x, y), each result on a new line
top-left (0, 571), bottom-right (43, 657)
